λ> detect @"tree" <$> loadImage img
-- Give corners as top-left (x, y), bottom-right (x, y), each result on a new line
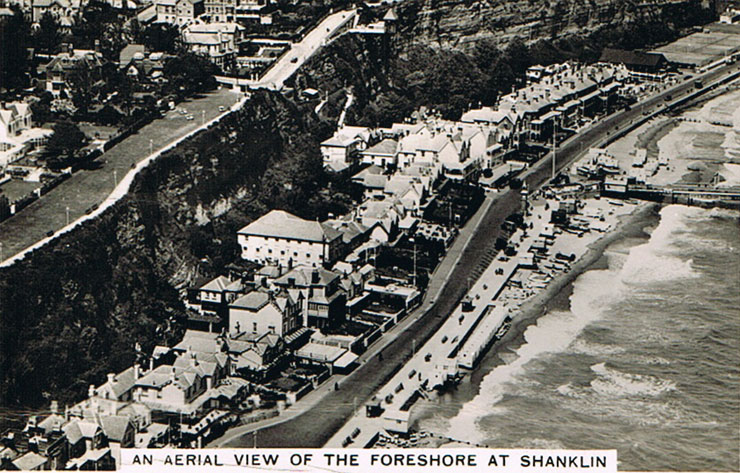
top-left (0, 7), bottom-right (31, 92)
top-left (67, 63), bottom-right (95, 116)
top-left (142, 23), bottom-right (181, 54)
top-left (163, 54), bottom-right (219, 98)
top-left (44, 121), bottom-right (87, 169)
top-left (34, 12), bottom-right (61, 54)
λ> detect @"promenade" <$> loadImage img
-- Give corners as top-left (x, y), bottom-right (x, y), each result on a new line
top-left (218, 58), bottom-right (740, 448)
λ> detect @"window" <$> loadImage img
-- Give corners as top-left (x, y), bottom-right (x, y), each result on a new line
top-left (268, 325), bottom-right (275, 333)
top-left (252, 322), bottom-right (257, 332)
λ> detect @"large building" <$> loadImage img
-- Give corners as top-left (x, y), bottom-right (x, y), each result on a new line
top-left (182, 21), bottom-right (244, 69)
top-left (237, 210), bottom-right (343, 268)
top-left (204, 0), bottom-right (235, 22)
top-left (154, 0), bottom-right (203, 26)
top-left (43, 44), bottom-right (105, 97)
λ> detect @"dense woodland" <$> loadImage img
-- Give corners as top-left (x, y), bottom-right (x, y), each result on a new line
top-left (0, 0), bottom-right (718, 411)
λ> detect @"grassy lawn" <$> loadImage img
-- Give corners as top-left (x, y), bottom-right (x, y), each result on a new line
top-left (0, 180), bottom-right (41, 203)
top-left (0, 88), bottom-right (240, 259)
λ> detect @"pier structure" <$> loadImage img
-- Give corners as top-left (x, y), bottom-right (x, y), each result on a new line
top-left (604, 179), bottom-right (740, 208)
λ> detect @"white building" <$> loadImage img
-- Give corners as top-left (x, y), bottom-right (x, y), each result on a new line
top-left (237, 210), bottom-right (343, 268)
top-left (182, 21), bottom-right (244, 69)
top-left (0, 102), bottom-right (52, 167)
top-left (228, 289), bottom-right (301, 337)
top-left (320, 125), bottom-right (370, 171)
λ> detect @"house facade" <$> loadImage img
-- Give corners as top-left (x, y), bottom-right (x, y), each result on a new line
top-left (237, 210), bottom-right (343, 268)
top-left (228, 290), bottom-right (302, 337)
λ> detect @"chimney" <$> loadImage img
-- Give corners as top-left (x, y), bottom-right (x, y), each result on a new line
top-left (50, 400), bottom-right (59, 415)
top-left (311, 270), bottom-right (320, 284)
top-left (106, 373), bottom-right (116, 384)
top-left (88, 384), bottom-right (96, 398)
top-left (133, 363), bottom-right (141, 379)
top-left (94, 39), bottom-right (101, 52)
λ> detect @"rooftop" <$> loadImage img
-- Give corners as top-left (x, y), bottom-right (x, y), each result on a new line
top-left (237, 209), bottom-right (341, 243)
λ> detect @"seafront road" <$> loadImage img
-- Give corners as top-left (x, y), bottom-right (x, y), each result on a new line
top-left (216, 60), bottom-right (740, 448)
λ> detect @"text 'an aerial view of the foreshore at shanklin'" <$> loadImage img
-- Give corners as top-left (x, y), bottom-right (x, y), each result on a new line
top-left (0, 0), bottom-right (738, 471)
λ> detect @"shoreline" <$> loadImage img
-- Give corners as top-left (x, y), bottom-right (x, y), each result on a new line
top-left (412, 79), bottom-right (740, 445)
top-left (410, 201), bottom-right (659, 440)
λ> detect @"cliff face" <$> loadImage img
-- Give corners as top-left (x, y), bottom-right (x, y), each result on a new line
top-left (293, 0), bottom-right (713, 123)
top-left (0, 91), bottom-right (345, 407)
top-left (394, 0), bottom-right (708, 51)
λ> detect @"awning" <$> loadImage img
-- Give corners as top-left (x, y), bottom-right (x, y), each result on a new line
top-left (334, 351), bottom-right (359, 369)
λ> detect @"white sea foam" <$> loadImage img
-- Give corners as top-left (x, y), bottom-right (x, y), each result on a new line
top-left (718, 163), bottom-right (740, 187)
top-left (514, 438), bottom-right (567, 450)
top-left (590, 362), bottom-right (676, 398)
top-left (619, 205), bottom-right (698, 285)
top-left (569, 339), bottom-right (626, 357)
top-left (445, 205), bottom-right (697, 443)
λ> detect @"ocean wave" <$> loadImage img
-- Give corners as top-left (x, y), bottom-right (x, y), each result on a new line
top-left (513, 438), bottom-right (567, 450)
top-left (590, 362), bottom-right (676, 398)
top-left (619, 206), bottom-right (699, 284)
top-left (569, 339), bottom-right (626, 357)
top-left (443, 204), bottom-right (705, 442)
top-left (556, 383), bottom-right (580, 398)
top-left (629, 355), bottom-right (672, 366)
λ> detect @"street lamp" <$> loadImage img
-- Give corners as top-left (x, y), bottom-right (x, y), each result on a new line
top-left (409, 237), bottom-right (417, 288)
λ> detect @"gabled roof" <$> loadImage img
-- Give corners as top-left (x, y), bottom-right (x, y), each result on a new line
top-left (237, 210), bottom-right (341, 243)
top-left (99, 416), bottom-right (132, 443)
top-left (200, 275), bottom-right (231, 292)
top-left (361, 138), bottom-right (398, 156)
top-left (119, 44), bottom-right (145, 66)
top-left (98, 366), bottom-right (138, 399)
top-left (230, 291), bottom-right (270, 311)
top-left (63, 420), bottom-right (100, 445)
top-left (352, 165), bottom-right (388, 189)
top-left (12, 452), bottom-right (47, 471)
top-left (37, 414), bottom-right (65, 434)
top-left (173, 354), bottom-right (219, 378)
top-left (382, 7), bottom-right (397, 21)
top-left (134, 365), bottom-right (199, 391)
top-left (274, 265), bottom-right (339, 288)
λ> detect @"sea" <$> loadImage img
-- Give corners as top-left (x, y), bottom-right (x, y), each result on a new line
top-left (413, 91), bottom-right (740, 471)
